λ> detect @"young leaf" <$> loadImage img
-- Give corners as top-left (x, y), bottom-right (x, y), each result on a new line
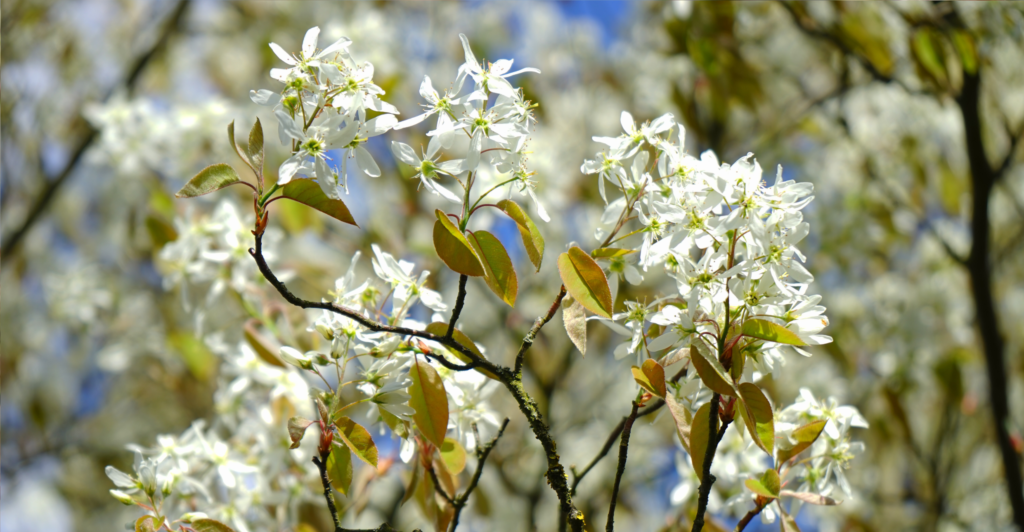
top-left (557, 246), bottom-right (613, 318)
top-left (737, 383), bottom-right (774, 455)
top-left (496, 199), bottom-right (545, 271)
top-left (440, 438), bottom-right (467, 475)
top-left (191, 519), bottom-right (238, 532)
top-left (563, 299), bottom-right (587, 356)
top-left (433, 210), bottom-right (485, 277)
top-left (176, 164), bottom-right (242, 198)
top-left (741, 319), bottom-right (806, 346)
top-left (665, 393), bottom-right (692, 453)
top-left (287, 416), bottom-right (315, 449)
top-left (780, 490), bottom-right (839, 506)
top-left (467, 230), bottom-right (518, 307)
top-left (247, 118), bottom-right (264, 175)
top-left (631, 366), bottom-right (657, 396)
top-left (689, 402), bottom-right (714, 481)
top-left (690, 345), bottom-right (736, 396)
top-left (744, 469), bottom-right (781, 499)
top-left (281, 179), bottom-right (357, 227)
top-left (591, 247), bottom-right (637, 259)
top-left (409, 358), bottom-right (450, 447)
top-left (776, 419), bottom-right (827, 464)
top-left (423, 322), bottom-right (498, 380)
top-left (334, 416), bottom-right (378, 467)
top-left (226, 121), bottom-right (251, 171)
top-left (326, 444), bottom-right (353, 495)
top-left (642, 358), bottom-right (666, 397)
top-left (730, 349), bottom-right (745, 383)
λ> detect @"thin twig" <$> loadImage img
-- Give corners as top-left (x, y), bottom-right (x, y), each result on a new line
top-left (605, 401), bottom-right (639, 532)
top-left (734, 502), bottom-right (765, 532)
top-left (449, 418), bottom-right (510, 531)
top-left (446, 274), bottom-right (469, 339)
top-left (692, 393), bottom-right (723, 532)
top-left (313, 453), bottom-right (343, 532)
top-left (514, 285), bottom-right (567, 377)
top-left (249, 234), bottom-right (500, 375)
top-left (428, 465), bottom-right (456, 506)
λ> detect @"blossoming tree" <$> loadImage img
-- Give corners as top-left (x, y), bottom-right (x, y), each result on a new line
top-left (104, 26), bottom-right (866, 532)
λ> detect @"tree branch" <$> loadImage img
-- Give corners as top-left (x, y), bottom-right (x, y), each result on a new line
top-left (448, 418), bottom-right (510, 531)
top-left (446, 275), bottom-right (469, 339)
top-left (734, 502), bottom-right (765, 532)
top-left (313, 452), bottom-right (344, 532)
top-left (249, 234), bottom-right (503, 376)
top-left (514, 285), bottom-right (566, 377)
top-left (0, 0), bottom-right (190, 263)
top-left (605, 401), bottom-right (639, 532)
top-left (956, 65), bottom-right (1024, 529)
top-left (692, 394), bottom-right (730, 532)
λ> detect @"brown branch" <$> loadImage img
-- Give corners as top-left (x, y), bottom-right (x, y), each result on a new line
top-left (605, 401), bottom-right (639, 532)
top-left (957, 65), bottom-right (1024, 529)
top-left (0, 0), bottom-right (190, 263)
top-left (428, 465), bottom-right (456, 506)
top-left (313, 452), bottom-right (344, 532)
top-left (693, 395), bottom-right (732, 532)
top-left (249, 234), bottom-right (503, 376)
top-left (448, 418), bottom-right (510, 531)
top-left (734, 502), bottom-right (765, 532)
top-left (513, 285), bottom-right (566, 378)
top-left (446, 274), bottom-right (469, 339)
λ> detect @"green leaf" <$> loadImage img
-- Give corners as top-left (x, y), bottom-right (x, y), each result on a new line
top-left (496, 199), bottom-right (545, 271)
top-left (280, 179), bottom-right (357, 227)
top-left (326, 444), bottom-right (353, 496)
top-left (175, 163), bottom-right (241, 198)
top-left (423, 322), bottom-right (498, 380)
top-left (689, 401), bottom-right (713, 482)
top-left (440, 438), bottom-right (467, 475)
top-left (951, 29), bottom-right (977, 75)
top-left (665, 392), bottom-right (692, 453)
top-left (776, 419), bottom-right (827, 464)
top-left (591, 247), bottom-right (637, 259)
top-left (557, 246), bottom-right (613, 318)
top-left (287, 416), bottom-right (315, 449)
top-left (409, 358), bottom-right (450, 447)
top-left (690, 345), bottom-right (736, 396)
top-left (135, 516), bottom-right (159, 532)
top-left (631, 366), bottom-right (656, 396)
top-left (780, 490), bottom-right (839, 506)
top-left (168, 332), bottom-right (216, 381)
top-left (563, 299), bottom-right (587, 356)
top-left (247, 118), bottom-right (264, 173)
top-left (433, 210), bottom-right (485, 277)
top-left (740, 319), bottom-right (805, 346)
top-left (744, 469), bottom-right (780, 499)
top-left (334, 416), bottom-right (378, 467)
top-left (192, 518), bottom-right (238, 532)
top-left (911, 28), bottom-right (949, 88)
top-left (467, 230), bottom-right (518, 307)
top-left (737, 383), bottom-right (774, 455)
top-left (730, 348), bottom-right (745, 383)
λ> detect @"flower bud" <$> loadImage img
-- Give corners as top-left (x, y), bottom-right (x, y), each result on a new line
top-left (316, 322), bottom-right (334, 341)
top-left (109, 489), bottom-right (134, 505)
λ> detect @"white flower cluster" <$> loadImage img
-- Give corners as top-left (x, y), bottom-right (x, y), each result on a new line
top-left (253, 27), bottom-right (399, 198)
top-left (583, 112), bottom-right (829, 375)
top-left (391, 34), bottom-right (548, 219)
top-left (106, 339), bottom-right (313, 532)
top-left (580, 112), bottom-right (867, 515)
